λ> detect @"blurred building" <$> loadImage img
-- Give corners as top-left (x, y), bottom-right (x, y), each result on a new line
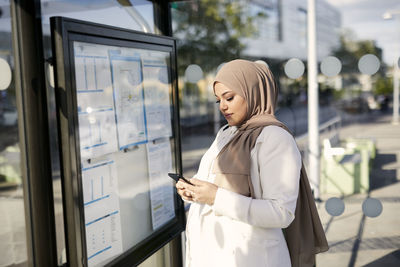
top-left (244, 0), bottom-right (341, 61)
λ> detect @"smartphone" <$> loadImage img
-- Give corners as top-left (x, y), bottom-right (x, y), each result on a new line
top-left (168, 173), bottom-right (193, 185)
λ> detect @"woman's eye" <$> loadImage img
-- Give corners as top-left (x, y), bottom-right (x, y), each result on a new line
top-left (227, 97), bottom-right (233, 101)
top-left (215, 100), bottom-right (220, 104)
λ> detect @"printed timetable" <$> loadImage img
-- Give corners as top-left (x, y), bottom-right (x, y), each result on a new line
top-left (72, 41), bottom-right (178, 266)
top-left (81, 155), bottom-right (122, 267)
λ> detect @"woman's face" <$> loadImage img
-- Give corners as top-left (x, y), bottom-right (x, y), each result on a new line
top-left (214, 82), bottom-right (247, 126)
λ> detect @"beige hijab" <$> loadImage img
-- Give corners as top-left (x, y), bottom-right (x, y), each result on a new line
top-left (212, 59), bottom-right (328, 267)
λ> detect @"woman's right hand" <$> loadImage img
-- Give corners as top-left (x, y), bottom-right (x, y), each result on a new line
top-left (176, 179), bottom-right (194, 202)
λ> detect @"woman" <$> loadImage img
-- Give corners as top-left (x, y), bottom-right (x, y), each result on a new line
top-left (176, 59), bottom-right (327, 267)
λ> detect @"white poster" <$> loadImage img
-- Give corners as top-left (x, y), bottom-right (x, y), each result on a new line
top-left (146, 140), bottom-right (175, 230)
top-left (142, 54), bottom-right (172, 141)
top-left (110, 54), bottom-right (147, 149)
top-left (81, 155), bottom-right (122, 267)
top-left (74, 42), bottom-right (118, 159)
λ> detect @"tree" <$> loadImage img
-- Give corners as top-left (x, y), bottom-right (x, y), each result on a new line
top-left (171, 0), bottom-right (266, 74)
top-left (374, 75), bottom-right (393, 96)
top-left (333, 29), bottom-right (384, 75)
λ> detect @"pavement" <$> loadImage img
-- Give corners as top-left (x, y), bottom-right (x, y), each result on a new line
top-left (315, 113), bottom-right (400, 267)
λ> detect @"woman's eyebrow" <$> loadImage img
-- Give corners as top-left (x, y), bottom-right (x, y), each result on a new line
top-left (215, 91), bottom-right (232, 98)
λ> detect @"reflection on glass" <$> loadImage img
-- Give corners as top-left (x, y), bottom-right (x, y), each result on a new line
top-left (320, 56), bottom-right (342, 77)
top-left (0, 58), bottom-right (12, 90)
top-left (362, 198), bottom-right (383, 218)
top-left (358, 54), bottom-right (381, 75)
top-left (184, 64), bottom-right (203, 84)
top-left (325, 197), bottom-right (345, 216)
top-left (171, 0), bottom-right (271, 177)
top-left (284, 58), bottom-right (305, 79)
top-left (0, 1), bottom-right (28, 266)
top-left (39, 1), bottom-right (156, 264)
top-left (72, 40), bottom-right (175, 266)
top-left (172, 1), bottom-right (399, 266)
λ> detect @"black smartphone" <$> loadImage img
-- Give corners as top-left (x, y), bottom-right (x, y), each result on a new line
top-left (168, 173), bottom-right (193, 185)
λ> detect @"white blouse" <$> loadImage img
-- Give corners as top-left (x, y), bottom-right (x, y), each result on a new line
top-left (185, 125), bottom-right (302, 267)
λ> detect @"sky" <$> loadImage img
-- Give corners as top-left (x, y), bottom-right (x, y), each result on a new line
top-left (325, 0), bottom-right (400, 65)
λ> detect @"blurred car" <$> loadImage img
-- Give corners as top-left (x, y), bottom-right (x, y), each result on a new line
top-left (0, 106), bottom-right (18, 126)
top-left (336, 97), bottom-right (370, 114)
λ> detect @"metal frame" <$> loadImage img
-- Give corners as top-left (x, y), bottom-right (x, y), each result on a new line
top-left (10, 0), bottom-right (58, 266)
top-left (50, 16), bottom-right (185, 267)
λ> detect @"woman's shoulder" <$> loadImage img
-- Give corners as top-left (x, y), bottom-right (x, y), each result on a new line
top-left (254, 125), bottom-right (301, 159)
top-left (256, 125), bottom-right (295, 144)
top-left (259, 125), bottom-right (293, 139)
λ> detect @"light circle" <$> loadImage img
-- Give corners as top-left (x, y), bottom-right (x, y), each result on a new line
top-left (325, 197), bottom-right (345, 216)
top-left (321, 56), bottom-right (342, 77)
top-left (284, 58), bottom-right (305, 79)
top-left (184, 64), bottom-right (203, 83)
top-left (358, 54), bottom-right (380, 75)
top-left (362, 198), bottom-right (382, 218)
top-left (0, 58), bottom-right (12, 90)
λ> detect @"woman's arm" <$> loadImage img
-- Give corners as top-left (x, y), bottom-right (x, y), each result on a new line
top-left (212, 126), bottom-right (302, 228)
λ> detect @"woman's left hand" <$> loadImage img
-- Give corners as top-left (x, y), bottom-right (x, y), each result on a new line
top-left (177, 178), bottom-right (218, 206)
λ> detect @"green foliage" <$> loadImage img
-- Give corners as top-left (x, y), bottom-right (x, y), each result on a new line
top-left (333, 29), bottom-right (383, 74)
top-left (172, 0), bottom-right (266, 74)
top-left (373, 75), bottom-right (393, 96)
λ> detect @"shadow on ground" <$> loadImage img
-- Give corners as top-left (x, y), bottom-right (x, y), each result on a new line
top-left (363, 249), bottom-right (400, 267)
top-left (369, 153), bottom-right (397, 191)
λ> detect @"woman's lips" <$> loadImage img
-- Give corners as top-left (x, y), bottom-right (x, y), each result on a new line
top-left (224, 113), bottom-right (232, 119)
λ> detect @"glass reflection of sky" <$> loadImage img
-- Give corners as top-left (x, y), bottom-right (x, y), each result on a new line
top-left (38, 0), bottom-right (154, 35)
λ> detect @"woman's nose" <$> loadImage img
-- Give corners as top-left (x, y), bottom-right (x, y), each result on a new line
top-left (220, 101), bottom-right (227, 111)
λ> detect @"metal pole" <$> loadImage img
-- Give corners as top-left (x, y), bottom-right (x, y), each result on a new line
top-left (393, 16), bottom-right (400, 125)
top-left (307, 0), bottom-right (320, 198)
top-left (393, 60), bottom-right (399, 125)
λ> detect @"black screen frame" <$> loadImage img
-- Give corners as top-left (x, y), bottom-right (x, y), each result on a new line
top-left (50, 16), bottom-right (184, 267)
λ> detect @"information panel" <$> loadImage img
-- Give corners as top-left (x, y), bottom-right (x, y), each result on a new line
top-left (73, 41), bottom-right (177, 266)
top-left (51, 17), bottom-right (184, 267)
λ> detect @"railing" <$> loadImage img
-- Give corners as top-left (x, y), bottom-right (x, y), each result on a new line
top-left (295, 115), bottom-right (342, 164)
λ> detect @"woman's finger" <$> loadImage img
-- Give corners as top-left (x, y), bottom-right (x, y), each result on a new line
top-left (176, 180), bottom-right (188, 189)
top-left (189, 178), bottom-right (204, 186)
top-left (182, 182), bottom-right (196, 192)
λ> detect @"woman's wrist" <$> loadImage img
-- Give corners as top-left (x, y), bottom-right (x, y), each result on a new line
top-left (208, 185), bottom-right (218, 205)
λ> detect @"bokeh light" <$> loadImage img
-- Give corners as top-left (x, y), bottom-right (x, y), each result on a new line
top-left (0, 58), bottom-right (12, 90)
top-left (184, 64), bottom-right (203, 83)
top-left (358, 54), bottom-right (380, 75)
top-left (284, 58), bottom-right (305, 79)
top-left (320, 56), bottom-right (342, 77)
top-left (362, 198), bottom-right (383, 218)
top-left (325, 197), bottom-right (345, 216)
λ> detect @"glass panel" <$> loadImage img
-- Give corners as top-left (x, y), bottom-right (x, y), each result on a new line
top-left (0, 1), bottom-right (28, 266)
top-left (40, 1), bottom-right (155, 265)
top-left (172, 0), bottom-right (400, 266)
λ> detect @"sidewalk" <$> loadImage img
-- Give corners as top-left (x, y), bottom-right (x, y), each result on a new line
top-left (316, 114), bottom-right (400, 266)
